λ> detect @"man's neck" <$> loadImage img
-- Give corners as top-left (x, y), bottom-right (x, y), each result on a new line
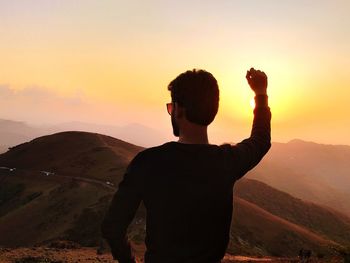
top-left (177, 131), bottom-right (209, 144)
top-left (177, 138), bottom-right (209, 144)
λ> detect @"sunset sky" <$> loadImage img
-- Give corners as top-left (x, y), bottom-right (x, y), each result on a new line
top-left (1, 0), bottom-right (349, 145)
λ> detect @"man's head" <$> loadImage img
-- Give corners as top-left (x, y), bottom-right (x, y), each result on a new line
top-left (167, 69), bottom-right (219, 137)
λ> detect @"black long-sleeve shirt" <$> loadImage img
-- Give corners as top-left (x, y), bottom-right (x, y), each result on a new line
top-left (101, 94), bottom-right (271, 263)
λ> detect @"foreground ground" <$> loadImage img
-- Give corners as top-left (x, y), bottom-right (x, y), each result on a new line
top-left (0, 247), bottom-right (344, 263)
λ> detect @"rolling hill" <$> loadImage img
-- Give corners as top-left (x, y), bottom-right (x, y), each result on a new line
top-left (0, 132), bottom-right (349, 258)
top-left (0, 131), bottom-right (144, 184)
top-left (49, 121), bottom-right (168, 148)
top-left (233, 179), bottom-right (350, 250)
top-left (246, 139), bottom-right (350, 217)
top-left (230, 197), bottom-right (337, 257)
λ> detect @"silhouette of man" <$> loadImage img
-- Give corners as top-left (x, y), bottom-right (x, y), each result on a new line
top-left (101, 68), bottom-right (271, 263)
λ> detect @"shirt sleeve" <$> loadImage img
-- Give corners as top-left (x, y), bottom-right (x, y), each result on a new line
top-left (101, 152), bottom-right (145, 263)
top-left (221, 94), bottom-right (271, 181)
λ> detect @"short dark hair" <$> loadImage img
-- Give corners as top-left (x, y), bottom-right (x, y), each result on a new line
top-left (167, 69), bottom-right (219, 126)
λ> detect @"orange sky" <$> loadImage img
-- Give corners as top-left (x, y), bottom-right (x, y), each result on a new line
top-left (0, 1), bottom-right (349, 145)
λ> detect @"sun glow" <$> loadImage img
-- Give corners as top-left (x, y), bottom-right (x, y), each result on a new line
top-left (0, 1), bottom-right (350, 144)
top-left (250, 98), bottom-right (255, 109)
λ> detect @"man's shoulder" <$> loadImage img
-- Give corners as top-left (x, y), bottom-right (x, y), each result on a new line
top-left (145, 141), bottom-right (173, 152)
top-left (132, 141), bottom-right (238, 163)
top-left (139, 142), bottom-right (237, 154)
top-left (219, 142), bottom-right (237, 150)
top-left (217, 142), bottom-right (241, 160)
top-left (131, 142), bottom-right (173, 163)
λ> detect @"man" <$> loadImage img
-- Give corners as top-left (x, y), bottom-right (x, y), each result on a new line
top-left (101, 68), bottom-right (271, 263)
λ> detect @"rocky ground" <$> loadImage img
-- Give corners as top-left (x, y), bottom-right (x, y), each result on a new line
top-left (0, 247), bottom-right (344, 263)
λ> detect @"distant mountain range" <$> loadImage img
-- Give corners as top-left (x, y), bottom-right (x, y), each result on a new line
top-left (0, 145), bottom-right (9, 154)
top-left (0, 131), bottom-right (349, 258)
top-left (0, 119), bottom-right (44, 153)
top-left (0, 118), bottom-right (167, 152)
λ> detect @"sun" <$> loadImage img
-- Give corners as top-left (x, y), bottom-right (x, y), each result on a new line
top-left (250, 98), bottom-right (255, 109)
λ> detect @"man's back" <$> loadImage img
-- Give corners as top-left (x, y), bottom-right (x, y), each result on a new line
top-left (101, 96), bottom-right (271, 263)
top-left (140, 142), bottom-right (236, 262)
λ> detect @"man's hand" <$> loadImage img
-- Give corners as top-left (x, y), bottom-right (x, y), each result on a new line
top-left (246, 68), bottom-right (268, 95)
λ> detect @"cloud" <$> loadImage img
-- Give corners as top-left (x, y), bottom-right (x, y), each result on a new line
top-left (0, 84), bottom-right (152, 128)
top-left (0, 85), bottom-right (85, 105)
top-left (0, 85), bottom-right (90, 124)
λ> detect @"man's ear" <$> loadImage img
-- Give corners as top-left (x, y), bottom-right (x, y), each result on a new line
top-left (175, 103), bottom-right (186, 119)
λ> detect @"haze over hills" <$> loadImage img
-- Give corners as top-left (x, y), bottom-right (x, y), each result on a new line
top-left (0, 145), bottom-right (8, 154)
top-left (0, 119), bottom-right (45, 153)
top-left (0, 118), bottom-right (167, 151)
top-left (0, 131), bottom-right (349, 258)
top-left (246, 139), bottom-right (350, 217)
top-left (47, 121), bottom-right (168, 148)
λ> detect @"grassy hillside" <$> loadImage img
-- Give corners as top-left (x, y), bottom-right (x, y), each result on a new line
top-left (0, 132), bottom-right (146, 247)
top-left (247, 139), bottom-right (350, 217)
top-left (0, 131), bottom-right (144, 183)
top-left (0, 173), bottom-right (113, 246)
top-left (229, 197), bottom-right (338, 257)
top-left (235, 179), bottom-right (350, 247)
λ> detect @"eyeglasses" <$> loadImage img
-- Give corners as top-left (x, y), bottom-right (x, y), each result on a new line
top-left (166, 102), bottom-right (173, 115)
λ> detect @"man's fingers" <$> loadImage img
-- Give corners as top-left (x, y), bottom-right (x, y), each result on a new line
top-left (249, 69), bottom-right (267, 78)
top-left (246, 68), bottom-right (256, 78)
top-left (247, 68), bottom-right (267, 85)
top-left (257, 71), bottom-right (267, 79)
top-left (246, 70), bottom-right (250, 80)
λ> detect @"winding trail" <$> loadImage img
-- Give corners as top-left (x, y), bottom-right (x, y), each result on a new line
top-left (0, 167), bottom-right (117, 191)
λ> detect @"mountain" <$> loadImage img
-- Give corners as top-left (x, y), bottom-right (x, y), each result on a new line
top-left (234, 179), bottom-right (350, 248)
top-left (0, 131), bottom-right (144, 183)
top-left (0, 118), bottom-right (168, 149)
top-left (0, 132), bottom-right (145, 247)
top-left (230, 197), bottom-right (336, 257)
top-left (0, 132), bottom-right (349, 258)
top-left (246, 139), bottom-right (350, 217)
top-left (0, 119), bottom-right (44, 152)
top-left (47, 121), bottom-right (168, 148)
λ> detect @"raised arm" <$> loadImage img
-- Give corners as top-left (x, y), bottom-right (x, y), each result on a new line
top-left (223, 68), bottom-right (271, 180)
